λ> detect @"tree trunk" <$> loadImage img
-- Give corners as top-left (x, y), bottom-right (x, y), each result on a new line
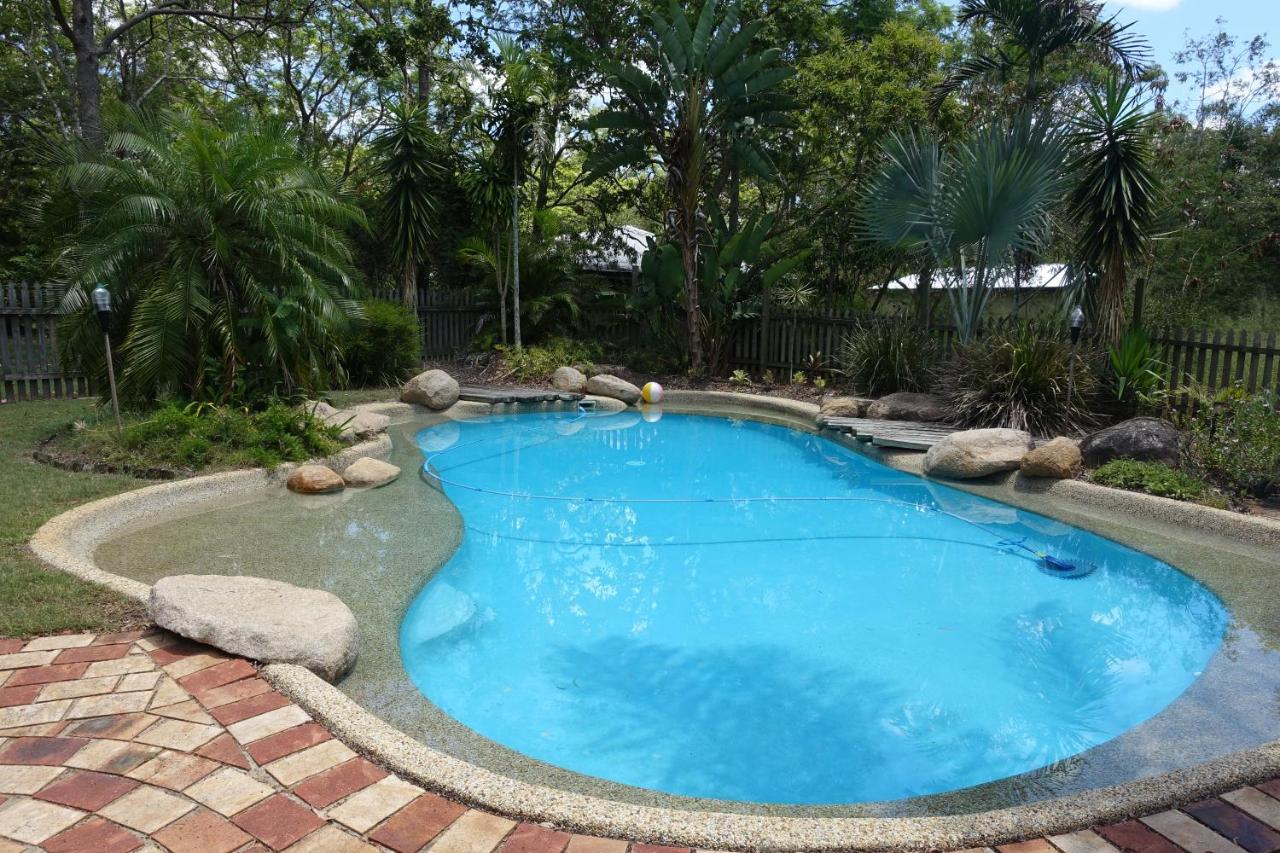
top-left (511, 166), bottom-right (522, 350)
top-left (680, 220), bottom-right (702, 374)
top-left (914, 261), bottom-right (933, 330)
top-left (71, 0), bottom-right (102, 145)
top-left (1095, 255), bottom-right (1127, 343)
top-left (402, 256), bottom-right (417, 310)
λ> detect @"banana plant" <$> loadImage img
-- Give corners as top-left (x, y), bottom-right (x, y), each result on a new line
top-left (584, 0), bottom-right (794, 373)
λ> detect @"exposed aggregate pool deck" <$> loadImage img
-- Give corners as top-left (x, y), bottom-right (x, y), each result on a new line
top-left (23, 391), bottom-right (1280, 851)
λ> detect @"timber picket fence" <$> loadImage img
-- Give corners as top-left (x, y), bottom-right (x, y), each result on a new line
top-left (3, 282), bottom-right (1279, 403)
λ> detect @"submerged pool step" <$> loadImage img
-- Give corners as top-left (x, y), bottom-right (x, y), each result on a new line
top-left (820, 416), bottom-right (960, 450)
top-left (459, 385), bottom-right (585, 405)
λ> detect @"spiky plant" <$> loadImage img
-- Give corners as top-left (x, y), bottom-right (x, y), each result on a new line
top-left (1067, 76), bottom-right (1161, 341)
top-left (373, 102), bottom-right (444, 310)
top-left (47, 110), bottom-right (365, 404)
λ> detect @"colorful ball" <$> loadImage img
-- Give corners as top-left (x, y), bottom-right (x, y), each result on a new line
top-left (642, 381), bottom-right (664, 404)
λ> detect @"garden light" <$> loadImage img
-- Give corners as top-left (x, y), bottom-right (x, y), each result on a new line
top-left (1068, 304), bottom-right (1085, 404)
top-left (92, 283), bottom-right (123, 433)
top-left (1069, 304), bottom-right (1085, 346)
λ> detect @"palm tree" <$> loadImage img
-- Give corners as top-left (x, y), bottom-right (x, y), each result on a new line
top-left (1067, 76), bottom-right (1160, 341)
top-left (458, 150), bottom-right (515, 343)
top-left (584, 0), bottom-right (794, 373)
top-left (46, 110), bottom-right (364, 403)
top-left (931, 0), bottom-right (1150, 114)
top-left (490, 37), bottom-right (551, 350)
top-left (863, 118), bottom-right (1069, 341)
top-left (372, 102), bottom-right (443, 310)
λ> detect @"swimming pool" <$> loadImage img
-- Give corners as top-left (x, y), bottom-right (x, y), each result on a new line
top-left (400, 409), bottom-right (1228, 805)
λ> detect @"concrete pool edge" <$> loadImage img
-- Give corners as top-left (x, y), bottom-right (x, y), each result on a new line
top-left (27, 391), bottom-right (1280, 851)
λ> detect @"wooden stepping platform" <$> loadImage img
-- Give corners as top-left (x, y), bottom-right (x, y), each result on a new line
top-left (459, 385), bottom-right (584, 405)
top-left (818, 416), bottom-right (960, 450)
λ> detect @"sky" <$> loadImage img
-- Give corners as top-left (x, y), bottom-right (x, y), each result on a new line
top-left (1098, 0), bottom-right (1274, 108)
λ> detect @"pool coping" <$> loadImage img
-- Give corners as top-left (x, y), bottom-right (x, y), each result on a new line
top-left (27, 391), bottom-right (1280, 851)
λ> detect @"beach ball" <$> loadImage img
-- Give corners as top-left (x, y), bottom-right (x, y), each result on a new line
top-left (642, 381), bottom-right (664, 404)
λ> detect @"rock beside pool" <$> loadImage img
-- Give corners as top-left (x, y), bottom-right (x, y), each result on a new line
top-left (322, 409), bottom-right (390, 441)
top-left (1080, 417), bottom-right (1180, 468)
top-left (820, 396), bottom-right (874, 419)
top-left (149, 575), bottom-right (359, 682)
top-left (342, 457), bottom-right (400, 488)
top-left (923, 428), bottom-right (1035, 479)
top-left (551, 366), bottom-right (588, 393)
top-left (286, 464), bottom-right (344, 494)
top-left (867, 392), bottom-right (950, 423)
top-left (1021, 437), bottom-right (1083, 479)
top-left (586, 374), bottom-right (641, 405)
top-left (401, 369), bottom-right (460, 410)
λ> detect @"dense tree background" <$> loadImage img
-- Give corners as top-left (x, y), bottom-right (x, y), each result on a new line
top-left (2, 0), bottom-right (1277, 337)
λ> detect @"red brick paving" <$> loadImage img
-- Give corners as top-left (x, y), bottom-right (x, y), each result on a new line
top-left (53, 642), bottom-right (132, 663)
top-left (195, 732), bottom-right (251, 768)
top-left (0, 735), bottom-right (87, 765)
top-left (232, 794), bottom-right (328, 850)
top-left (0, 638), bottom-right (24, 654)
top-left (93, 629), bottom-right (153, 646)
top-left (5, 661), bottom-right (90, 686)
top-left (208, 689), bottom-right (291, 725)
top-left (179, 658), bottom-right (257, 694)
top-left (8, 629), bottom-right (1280, 853)
top-left (42, 817), bottom-right (143, 853)
top-left (153, 807), bottom-right (255, 853)
top-left (34, 769), bottom-right (139, 810)
top-left (245, 722), bottom-right (332, 765)
top-left (292, 757), bottom-right (389, 808)
top-left (503, 823), bottom-right (573, 853)
top-left (368, 792), bottom-right (467, 852)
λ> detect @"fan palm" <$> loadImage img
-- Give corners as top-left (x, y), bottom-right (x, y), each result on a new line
top-left (931, 0), bottom-right (1150, 114)
top-left (372, 102), bottom-right (444, 309)
top-left (863, 118), bottom-right (1069, 341)
top-left (584, 0), bottom-right (794, 373)
top-left (46, 110), bottom-right (364, 403)
top-left (1067, 76), bottom-right (1160, 342)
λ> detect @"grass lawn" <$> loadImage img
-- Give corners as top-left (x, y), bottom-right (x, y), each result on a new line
top-left (0, 398), bottom-right (149, 638)
top-left (0, 390), bottom-right (400, 639)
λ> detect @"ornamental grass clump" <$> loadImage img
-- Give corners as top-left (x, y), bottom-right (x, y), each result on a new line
top-left (840, 319), bottom-right (937, 397)
top-left (936, 322), bottom-right (1099, 436)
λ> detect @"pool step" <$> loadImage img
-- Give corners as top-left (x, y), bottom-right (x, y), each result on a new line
top-left (459, 385), bottom-right (585, 406)
top-left (819, 416), bottom-right (959, 450)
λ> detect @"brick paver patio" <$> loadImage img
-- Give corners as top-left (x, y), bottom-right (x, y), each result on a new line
top-left (1, 629), bottom-right (1279, 852)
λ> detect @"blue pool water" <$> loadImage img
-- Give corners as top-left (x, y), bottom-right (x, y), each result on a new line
top-left (400, 410), bottom-right (1228, 805)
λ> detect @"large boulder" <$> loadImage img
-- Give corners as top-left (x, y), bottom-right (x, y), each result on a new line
top-left (322, 409), bottom-right (390, 442)
top-left (820, 396), bottom-right (874, 419)
top-left (867, 392), bottom-right (951, 423)
top-left (286, 464), bottom-right (344, 494)
top-left (342, 457), bottom-right (400, 488)
top-left (923, 428), bottom-right (1035, 480)
top-left (551, 366), bottom-right (588, 394)
top-left (401, 369), bottom-right (460, 410)
top-left (149, 575), bottom-right (358, 682)
top-left (1080, 417), bottom-right (1180, 468)
top-left (586, 374), bottom-right (642, 405)
top-left (1021, 437), bottom-right (1083, 479)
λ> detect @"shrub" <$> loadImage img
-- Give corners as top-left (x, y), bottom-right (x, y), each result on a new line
top-left (936, 322), bottom-right (1099, 435)
top-left (343, 299), bottom-right (422, 387)
top-left (1090, 459), bottom-right (1223, 506)
top-left (1185, 391), bottom-right (1280, 499)
top-left (74, 401), bottom-right (343, 471)
top-left (1108, 328), bottom-right (1166, 410)
top-left (839, 319), bottom-right (936, 397)
top-left (496, 337), bottom-right (600, 382)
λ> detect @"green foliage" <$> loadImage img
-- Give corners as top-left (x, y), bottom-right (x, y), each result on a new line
top-left (70, 402), bottom-right (344, 471)
top-left (1184, 392), bottom-right (1280, 499)
top-left (1108, 327), bottom-right (1165, 407)
top-left (1068, 76), bottom-right (1161, 340)
top-left (373, 103), bottom-right (444, 305)
top-left (730, 369), bottom-right (751, 385)
top-left (1089, 459), bottom-right (1221, 505)
top-left (861, 118), bottom-right (1069, 341)
top-left (840, 319), bottom-right (936, 396)
top-left (495, 337), bottom-right (600, 382)
top-left (937, 323), bottom-right (1099, 435)
top-left (342, 299), bottom-right (422, 387)
top-left (45, 110), bottom-right (364, 406)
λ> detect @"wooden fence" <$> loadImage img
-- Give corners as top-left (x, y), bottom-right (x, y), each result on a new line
top-left (4, 282), bottom-right (1279, 402)
top-left (0, 284), bottom-right (92, 402)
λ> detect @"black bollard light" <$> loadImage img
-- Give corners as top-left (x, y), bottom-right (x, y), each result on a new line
top-left (92, 284), bottom-right (123, 433)
top-left (1067, 304), bottom-right (1085, 405)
